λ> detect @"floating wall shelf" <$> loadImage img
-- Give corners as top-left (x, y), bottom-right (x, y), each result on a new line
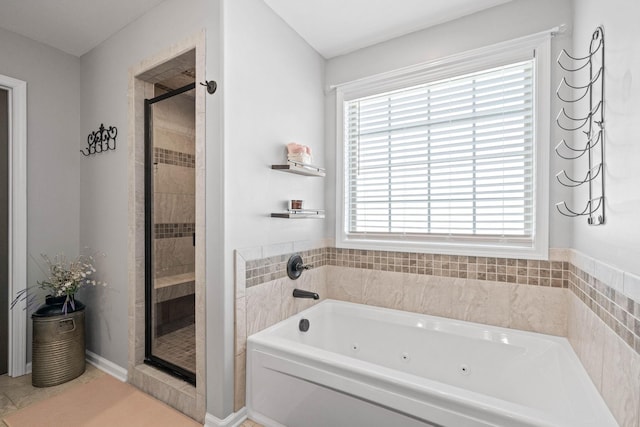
top-left (271, 158), bottom-right (325, 219)
top-left (270, 210), bottom-right (325, 219)
top-left (271, 161), bottom-right (326, 177)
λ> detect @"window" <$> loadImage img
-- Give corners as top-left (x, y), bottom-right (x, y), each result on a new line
top-left (336, 34), bottom-right (550, 259)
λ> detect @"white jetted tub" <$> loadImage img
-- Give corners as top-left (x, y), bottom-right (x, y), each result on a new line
top-left (247, 300), bottom-right (617, 427)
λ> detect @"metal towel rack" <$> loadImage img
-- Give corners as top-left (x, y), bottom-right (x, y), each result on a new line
top-left (555, 26), bottom-right (605, 225)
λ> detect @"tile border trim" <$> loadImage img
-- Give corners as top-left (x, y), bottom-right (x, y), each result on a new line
top-left (154, 222), bottom-right (196, 239)
top-left (246, 248), bottom-right (326, 287)
top-left (154, 147), bottom-right (196, 168)
top-left (245, 247), bottom-right (567, 289)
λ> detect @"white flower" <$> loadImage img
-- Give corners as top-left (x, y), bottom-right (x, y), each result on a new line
top-left (36, 252), bottom-right (106, 298)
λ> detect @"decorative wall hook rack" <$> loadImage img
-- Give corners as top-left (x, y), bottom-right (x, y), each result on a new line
top-left (555, 69), bottom-right (602, 103)
top-left (555, 101), bottom-right (603, 132)
top-left (554, 26), bottom-right (605, 225)
top-left (556, 163), bottom-right (602, 188)
top-left (555, 131), bottom-right (602, 160)
top-left (81, 123), bottom-right (117, 156)
top-left (556, 197), bottom-right (604, 223)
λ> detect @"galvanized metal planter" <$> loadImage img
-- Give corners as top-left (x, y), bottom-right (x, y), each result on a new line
top-left (31, 298), bottom-right (85, 387)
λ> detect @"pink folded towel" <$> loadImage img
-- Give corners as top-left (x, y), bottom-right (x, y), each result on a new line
top-left (287, 143), bottom-right (312, 164)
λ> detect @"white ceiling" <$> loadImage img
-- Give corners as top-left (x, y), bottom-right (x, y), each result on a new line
top-left (0, 0), bottom-right (166, 57)
top-left (264, 0), bottom-right (512, 59)
top-left (0, 0), bottom-right (511, 59)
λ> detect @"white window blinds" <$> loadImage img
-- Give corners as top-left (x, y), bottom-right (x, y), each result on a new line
top-left (344, 60), bottom-right (535, 240)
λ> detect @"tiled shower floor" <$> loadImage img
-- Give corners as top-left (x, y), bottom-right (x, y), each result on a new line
top-left (154, 323), bottom-right (195, 373)
top-left (153, 324), bottom-right (264, 426)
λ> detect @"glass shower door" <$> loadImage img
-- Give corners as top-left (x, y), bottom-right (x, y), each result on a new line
top-left (144, 83), bottom-right (196, 384)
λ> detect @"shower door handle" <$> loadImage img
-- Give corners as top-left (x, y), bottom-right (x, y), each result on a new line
top-left (193, 232), bottom-right (195, 247)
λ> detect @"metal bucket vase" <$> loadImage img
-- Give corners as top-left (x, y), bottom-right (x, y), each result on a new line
top-left (31, 296), bottom-right (86, 387)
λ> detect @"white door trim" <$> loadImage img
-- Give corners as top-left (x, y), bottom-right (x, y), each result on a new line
top-left (0, 74), bottom-right (27, 377)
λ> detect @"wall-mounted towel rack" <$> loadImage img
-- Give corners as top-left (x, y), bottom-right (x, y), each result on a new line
top-left (555, 26), bottom-right (605, 225)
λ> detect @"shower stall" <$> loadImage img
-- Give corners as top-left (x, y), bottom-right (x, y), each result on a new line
top-left (144, 78), bottom-right (196, 384)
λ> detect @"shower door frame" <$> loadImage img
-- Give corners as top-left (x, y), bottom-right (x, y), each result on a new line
top-left (144, 82), bottom-right (197, 385)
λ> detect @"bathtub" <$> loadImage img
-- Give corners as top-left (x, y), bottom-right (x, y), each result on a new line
top-left (246, 300), bottom-right (617, 427)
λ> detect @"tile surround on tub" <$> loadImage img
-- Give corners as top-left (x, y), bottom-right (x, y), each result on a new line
top-left (323, 266), bottom-right (567, 336)
top-left (240, 245), bottom-right (640, 359)
top-left (569, 264), bottom-right (640, 355)
top-left (233, 261), bottom-right (326, 412)
top-left (235, 244), bottom-right (640, 425)
top-left (570, 291), bottom-right (640, 427)
top-left (568, 294), bottom-right (606, 389)
top-left (600, 326), bottom-right (640, 427)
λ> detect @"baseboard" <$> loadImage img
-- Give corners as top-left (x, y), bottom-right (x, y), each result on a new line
top-left (85, 350), bottom-right (128, 382)
top-left (204, 408), bottom-right (247, 427)
top-left (25, 362), bottom-right (31, 374)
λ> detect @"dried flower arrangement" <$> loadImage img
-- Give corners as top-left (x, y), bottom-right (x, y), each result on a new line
top-left (12, 253), bottom-right (106, 314)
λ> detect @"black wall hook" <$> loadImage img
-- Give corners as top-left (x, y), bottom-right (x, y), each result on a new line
top-left (200, 80), bottom-right (217, 94)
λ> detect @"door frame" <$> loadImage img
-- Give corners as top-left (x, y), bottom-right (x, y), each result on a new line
top-left (128, 32), bottom-right (207, 421)
top-left (0, 74), bottom-right (27, 377)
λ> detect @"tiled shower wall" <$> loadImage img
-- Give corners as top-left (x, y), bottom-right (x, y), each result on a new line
top-left (152, 92), bottom-right (195, 279)
top-left (235, 244), bottom-right (640, 426)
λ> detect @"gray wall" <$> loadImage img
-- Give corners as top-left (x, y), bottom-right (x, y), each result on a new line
top-left (223, 0), bottom-right (326, 251)
top-left (221, 0), bottom-right (326, 417)
top-left (571, 0), bottom-right (640, 278)
top-left (324, 0), bottom-right (574, 251)
top-left (0, 27), bottom-right (81, 360)
top-left (78, 0), bottom-right (232, 418)
top-left (204, 0), bottom-right (227, 417)
top-left (78, 0), bottom-right (206, 371)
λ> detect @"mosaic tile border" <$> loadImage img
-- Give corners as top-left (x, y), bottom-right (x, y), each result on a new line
top-left (326, 248), bottom-right (567, 286)
top-left (245, 247), bottom-right (567, 289)
top-left (154, 222), bottom-right (195, 239)
top-left (245, 248), bottom-right (327, 287)
top-left (154, 147), bottom-right (195, 168)
top-left (569, 265), bottom-right (640, 355)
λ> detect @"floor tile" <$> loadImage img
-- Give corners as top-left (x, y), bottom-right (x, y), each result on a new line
top-left (0, 365), bottom-right (103, 414)
top-left (154, 323), bottom-right (195, 372)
